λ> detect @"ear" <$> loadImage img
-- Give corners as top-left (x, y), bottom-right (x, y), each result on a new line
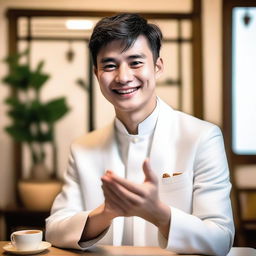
top-left (155, 57), bottom-right (164, 79)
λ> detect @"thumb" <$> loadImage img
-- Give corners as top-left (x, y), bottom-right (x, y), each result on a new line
top-left (143, 158), bottom-right (157, 184)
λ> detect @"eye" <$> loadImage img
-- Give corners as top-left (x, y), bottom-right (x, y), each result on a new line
top-left (130, 61), bottom-right (143, 68)
top-left (102, 64), bottom-right (116, 71)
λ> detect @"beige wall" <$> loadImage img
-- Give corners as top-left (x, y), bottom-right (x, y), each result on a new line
top-left (0, 0), bottom-right (223, 212)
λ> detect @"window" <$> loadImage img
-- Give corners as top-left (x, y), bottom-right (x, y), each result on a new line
top-left (232, 7), bottom-right (256, 154)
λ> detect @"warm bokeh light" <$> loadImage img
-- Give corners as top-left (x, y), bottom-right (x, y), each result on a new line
top-left (65, 20), bottom-right (94, 30)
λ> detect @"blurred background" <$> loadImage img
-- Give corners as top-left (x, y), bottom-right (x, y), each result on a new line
top-left (0, 0), bottom-right (255, 248)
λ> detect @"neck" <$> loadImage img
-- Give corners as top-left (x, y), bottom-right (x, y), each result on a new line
top-left (115, 97), bottom-right (157, 135)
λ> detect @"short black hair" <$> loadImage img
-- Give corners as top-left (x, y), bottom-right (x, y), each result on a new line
top-left (89, 13), bottom-right (163, 67)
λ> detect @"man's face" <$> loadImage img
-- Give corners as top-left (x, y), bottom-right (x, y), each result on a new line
top-left (94, 35), bottom-right (163, 119)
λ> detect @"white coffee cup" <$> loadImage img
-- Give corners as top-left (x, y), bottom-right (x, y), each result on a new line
top-left (10, 230), bottom-right (43, 251)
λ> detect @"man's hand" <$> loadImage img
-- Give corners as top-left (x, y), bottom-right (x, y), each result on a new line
top-left (101, 158), bottom-right (171, 238)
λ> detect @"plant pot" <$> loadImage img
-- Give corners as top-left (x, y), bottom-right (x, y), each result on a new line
top-left (18, 180), bottom-right (62, 211)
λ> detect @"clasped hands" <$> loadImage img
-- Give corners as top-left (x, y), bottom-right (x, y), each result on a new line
top-left (101, 158), bottom-right (171, 233)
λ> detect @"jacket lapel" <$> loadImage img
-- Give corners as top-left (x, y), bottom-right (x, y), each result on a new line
top-left (102, 122), bottom-right (125, 177)
top-left (150, 99), bottom-right (176, 177)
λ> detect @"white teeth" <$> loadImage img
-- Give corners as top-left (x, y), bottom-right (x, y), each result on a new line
top-left (115, 88), bottom-right (138, 94)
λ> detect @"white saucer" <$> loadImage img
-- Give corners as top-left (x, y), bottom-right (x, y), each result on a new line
top-left (3, 241), bottom-right (51, 255)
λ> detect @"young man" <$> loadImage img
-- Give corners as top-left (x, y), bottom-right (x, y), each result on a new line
top-left (46, 13), bottom-right (234, 255)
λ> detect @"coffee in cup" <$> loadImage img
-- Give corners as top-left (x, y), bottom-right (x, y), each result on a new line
top-left (11, 230), bottom-right (43, 251)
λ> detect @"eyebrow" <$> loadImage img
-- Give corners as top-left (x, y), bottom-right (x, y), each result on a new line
top-left (127, 54), bottom-right (146, 60)
top-left (100, 57), bottom-right (116, 64)
top-left (100, 54), bottom-right (146, 64)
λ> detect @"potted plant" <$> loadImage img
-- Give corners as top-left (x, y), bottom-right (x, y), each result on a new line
top-left (2, 49), bottom-right (70, 210)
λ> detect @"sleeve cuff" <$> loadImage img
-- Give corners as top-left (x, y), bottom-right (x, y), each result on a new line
top-left (78, 227), bottom-right (110, 249)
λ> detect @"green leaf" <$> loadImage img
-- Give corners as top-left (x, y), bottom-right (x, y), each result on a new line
top-left (2, 49), bottom-right (50, 91)
top-left (35, 60), bottom-right (44, 73)
top-left (34, 129), bottom-right (53, 142)
top-left (5, 97), bottom-right (22, 107)
top-left (2, 65), bottom-right (31, 90)
top-left (30, 73), bottom-right (49, 90)
top-left (43, 98), bottom-right (70, 123)
top-left (5, 125), bottom-right (33, 142)
top-left (6, 103), bottom-right (29, 123)
top-left (6, 99), bottom-right (43, 125)
top-left (29, 60), bottom-right (50, 90)
top-left (26, 101), bottom-right (40, 123)
top-left (3, 49), bottom-right (29, 66)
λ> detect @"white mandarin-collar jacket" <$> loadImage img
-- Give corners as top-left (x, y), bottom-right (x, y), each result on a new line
top-left (46, 99), bottom-right (234, 256)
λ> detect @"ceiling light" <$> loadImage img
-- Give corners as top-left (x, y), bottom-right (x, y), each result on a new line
top-left (65, 20), bottom-right (93, 30)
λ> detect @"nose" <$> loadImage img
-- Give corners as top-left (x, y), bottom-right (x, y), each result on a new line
top-left (115, 64), bottom-right (133, 84)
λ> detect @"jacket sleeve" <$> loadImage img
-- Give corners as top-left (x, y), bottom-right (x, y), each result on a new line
top-left (159, 125), bottom-right (235, 256)
top-left (45, 147), bottom-right (110, 249)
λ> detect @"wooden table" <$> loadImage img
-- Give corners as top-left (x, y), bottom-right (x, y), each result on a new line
top-left (0, 241), bottom-right (255, 256)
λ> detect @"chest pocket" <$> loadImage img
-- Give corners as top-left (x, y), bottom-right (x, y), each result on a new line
top-left (158, 171), bottom-right (193, 213)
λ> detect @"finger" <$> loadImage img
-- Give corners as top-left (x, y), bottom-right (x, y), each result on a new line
top-left (102, 176), bottom-right (132, 209)
top-left (102, 176), bottom-right (143, 207)
top-left (102, 182), bottom-right (127, 213)
top-left (105, 172), bottom-right (144, 196)
top-left (143, 158), bottom-right (158, 184)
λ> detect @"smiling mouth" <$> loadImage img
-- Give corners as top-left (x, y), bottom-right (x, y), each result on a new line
top-left (113, 86), bottom-right (141, 95)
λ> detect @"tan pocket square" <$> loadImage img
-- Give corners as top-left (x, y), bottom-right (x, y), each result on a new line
top-left (162, 172), bottom-right (182, 178)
